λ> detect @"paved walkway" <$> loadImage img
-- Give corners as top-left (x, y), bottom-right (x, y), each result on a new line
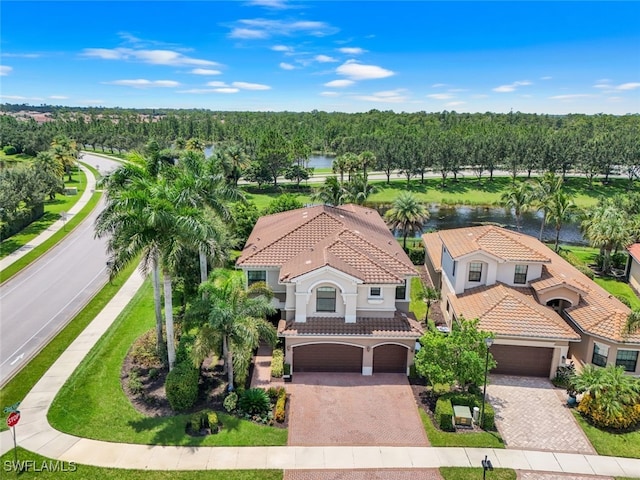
top-left (487, 375), bottom-right (595, 454)
top-left (0, 234), bottom-right (638, 477)
top-left (0, 164), bottom-right (97, 272)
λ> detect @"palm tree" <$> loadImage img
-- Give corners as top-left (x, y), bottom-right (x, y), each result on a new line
top-left (423, 285), bottom-right (441, 323)
top-left (332, 155), bottom-right (348, 183)
top-left (581, 203), bottom-right (633, 273)
top-left (311, 176), bottom-right (348, 206)
top-left (34, 151), bottom-right (64, 200)
top-left (532, 172), bottom-right (563, 241)
top-left (625, 310), bottom-right (640, 336)
top-left (344, 174), bottom-right (378, 205)
top-left (546, 190), bottom-right (578, 252)
top-left (384, 192), bottom-right (430, 249)
top-left (342, 152), bottom-right (360, 182)
top-left (217, 143), bottom-right (250, 187)
top-left (358, 151), bottom-right (376, 184)
top-left (51, 135), bottom-right (78, 182)
top-left (185, 137), bottom-right (205, 152)
top-left (500, 181), bottom-right (533, 231)
top-left (187, 269), bottom-right (277, 390)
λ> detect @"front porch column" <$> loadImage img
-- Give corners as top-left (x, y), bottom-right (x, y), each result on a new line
top-left (344, 293), bottom-right (358, 323)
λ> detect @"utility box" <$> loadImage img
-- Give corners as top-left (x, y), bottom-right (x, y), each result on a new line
top-left (453, 405), bottom-right (473, 427)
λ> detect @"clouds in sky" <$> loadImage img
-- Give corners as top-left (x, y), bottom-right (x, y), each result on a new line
top-left (229, 18), bottom-right (337, 39)
top-left (280, 62), bottom-right (295, 70)
top-left (0, 66), bottom-right (13, 76)
top-left (190, 69), bottom-right (222, 75)
top-left (493, 80), bottom-right (532, 93)
top-left (336, 60), bottom-right (394, 81)
top-left (106, 79), bottom-right (180, 88)
top-left (354, 89), bottom-right (408, 103)
top-left (324, 79), bottom-right (354, 88)
top-left (338, 47), bottom-right (366, 55)
top-left (82, 48), bottom-right (218, 67)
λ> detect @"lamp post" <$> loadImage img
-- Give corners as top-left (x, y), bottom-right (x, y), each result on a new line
top-left (480, 337), bottom-right (494, 429)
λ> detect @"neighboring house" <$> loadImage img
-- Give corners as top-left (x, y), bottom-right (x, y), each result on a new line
top-left (627, 244), bottom-right (640, 294)
top-left (424, 226), bottom-right (640, 378)
top-left (236, 204), bottom-right (422, 375)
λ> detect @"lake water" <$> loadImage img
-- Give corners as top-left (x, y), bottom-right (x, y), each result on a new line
top-left (205, 147), bottom-right (335, 169)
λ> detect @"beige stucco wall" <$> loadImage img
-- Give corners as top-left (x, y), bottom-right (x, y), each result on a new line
top-left (496, 263), bottom-right (543, 287)
top-left (536, 286), bottom-right (581, 307)
top-left (573, 333), bottom-right (640, 376)
top-left (630, 258), bottom-right (640, 293)
top-left (283, 336), bottom-right (417, 375)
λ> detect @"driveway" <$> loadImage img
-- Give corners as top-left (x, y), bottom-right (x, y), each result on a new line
top-left (287, 373), bottom-right (429, 446)
top-left (486, 375), bottom-right (595, 454)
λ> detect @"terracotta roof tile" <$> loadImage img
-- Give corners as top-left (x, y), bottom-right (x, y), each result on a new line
top-left (278, 313), bottom-right (424, 338)
top-left (422, 232), bottom-right (443, 272)
top-left (628, 243), bottom-right (640, 263)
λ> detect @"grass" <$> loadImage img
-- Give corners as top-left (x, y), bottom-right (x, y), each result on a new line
top-left (441, 464), bottom-right (635, 480)
top-left (440, 467), bottom-right (516, 480)
top-left (0, 151), bottom-right (34, 163)
top-left (0, 448), bottom-right (282, 480)
top-left (410, 276), bottom-right (427, 322)
top-left (573, 412), bottom-right (640, 459)
top-left (594, 277), bottom-right (640, 309)
top-left (48, 279), bottom-right (288, 447)
top-left (0, 167), bottom-right (88, 259)
top-left (419, 409), bottom-right (505, 448)
top-left (0, 259), bottom-right (139, 432)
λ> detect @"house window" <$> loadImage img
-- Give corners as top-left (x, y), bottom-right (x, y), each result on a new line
top-left (468, 262), bottom-right (482, 282)
top-left (369, 287), bottom-right (382, 298)
top-left (616, 349), bottom-right (639, 372)
top-left (592, 342), bottom-right (609, 367)
top-left (395, 281), bottom-right (407, 300)
top-left (247, 270), bottom-right (266, 286)
top-left (452, 261), bottom-right (457, 277)
top-left (514, 265), bottom-right (528, 284)
top-left (316, 287), bottom-right (336, 312)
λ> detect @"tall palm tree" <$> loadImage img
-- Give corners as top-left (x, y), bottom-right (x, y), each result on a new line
top-left (500, 181), bottom-right (533, 231)
top-left (187, 269), bottom-right (277, 390)
top-left (34, 151), bottom-right (64, 200)
top-left (51, 135), bottom-right (78, 182)
top-left (358, 151), bottom-right (376, 184)
top-left (215, 143), bottom-right (250, 187)
top-left (344, 173), bottom-right (378, 205)
top-left (546, 190), bottom-right (578, 252)
top-left (311, 176), bottom-right (348, 206)
top-left (581, 202), bottom-right (633, 273)
top-left (332, 155), bottom-right (348, 183)
top-left (384, 192), bottom-right (430, 249)
top-left (533, 172), bottom-right (563, 241)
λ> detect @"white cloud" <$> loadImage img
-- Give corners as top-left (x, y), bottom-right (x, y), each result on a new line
top-left (1, 94), bottom-right (28, 100)
top-left (354, 89), bottom-right (408, 103)
top-left (446, 101), bottom-right (466, 107)
top-left (106, 79), bottom-right (180, 88)
top-left (431, 83), bottom-right (447, 88)
top-left (492, 80), bottom-right (532, 93)
top-left (617, 82), bottom-right (640, 91)
top-left (338, 47), bottom-right (366, 55)
top-left (215, 88), bottom-right (239, 93)
top-left (190, 68), bottom-right (222, 75)
top-left (541, 76), bottom-right (553, 80)
top-left (178, 89), bottom-right (216, 94)
top-left (279, 62), bottom-right (295, 70)
top-left (549, 94), bottom-right (594, 100)
top-left (206, 81), bottom-right (229, 87)
top-left (324, 79), bottom-right (354, 88)
top-left (315, 54), bottom-right (337, 63)
top-left (336, 60), bottom-right (394, 81)
top-left (320, 91), bottom-right (340, 97)
top-left (1, 53), bottom-right (40, 58)
top-left (0, 66), bottom-right (13, 76)
top-left (246, 0), bottom-right (290, 8)
top-left (82, 48), bottom-right (218, 67)
top-left (272, 45), bottom-right (293, 52)
top-left (49, 95), bottom-right (69, 100)
top-left (427, 93), bottom-right (454, 100)
top-left (229, 18), bottom-right (338, 39)
top-left (232, 81), bottom-right (271, 90)
top-left (593, 83), bottom-right (611, 89)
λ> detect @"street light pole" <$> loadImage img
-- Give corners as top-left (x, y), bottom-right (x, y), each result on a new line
top-left (480, 337), bottom-right (494, 429)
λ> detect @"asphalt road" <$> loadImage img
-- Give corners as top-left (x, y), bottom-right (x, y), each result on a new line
top-left (0, 153), bottom-right (121, 386)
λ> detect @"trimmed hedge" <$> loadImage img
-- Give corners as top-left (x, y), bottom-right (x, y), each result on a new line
top-left (165, 362), bottom-right (199, 411)
top-left (275, 388), bottom-right (287, 423)
top-left (435, 396), bottom-right (454, 431)
top-left (435, 392), bottom-right (496, 431)
top-left (271, 349), bottom-right (284, 378)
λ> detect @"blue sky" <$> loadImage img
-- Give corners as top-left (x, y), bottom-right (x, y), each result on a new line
top-left (1, 1), bottom-right (639, 114)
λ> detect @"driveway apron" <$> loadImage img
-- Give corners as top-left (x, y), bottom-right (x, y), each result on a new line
top-left (287, 373), bottom-right (429, 446)
top-left (487, 375), bottom-right (595, 454)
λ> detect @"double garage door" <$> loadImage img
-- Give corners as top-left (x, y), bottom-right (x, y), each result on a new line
top-left (293, 344), bottom-right (407, 373)
top-left (491, 344), bottom-right (553, 377)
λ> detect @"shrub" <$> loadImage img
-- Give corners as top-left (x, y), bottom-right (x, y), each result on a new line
top-left (223, 392), bottom-right (238, 413)
top-left (283, 363), bottom-right (291, 376)
top-left (611, 252), bottom-right (628, 269)
top-left (127, 369), bottom-right (144, 396)
top-left (275, 388), bottom-right (287, 423)
top-left (238, 388), bottom-right (270, 416)
top-left (578, 393), bottom-right (640, 430)
top-left (130, 329), bottom-right (163, 368)
top-left (575, 264), bottom-right (595, 279)
top-left (2, 145), bottom-right (17, 155)
top-left (165, 362), bottom-right (199, 411)
top-left (615, 295), bottom-right (632, 308)
top-left (408, 247), bottom-right (426, 265)
top-left (437, 391), bottom-right (495, 430)
top-left (208, 411), bottom-right (219, 429)
top-left (435, 397), bottom-right (454, 431)
top-left (175, 330), bottom-right (195, 366)
top-left (148, 368), bottom-right (159, 380)
top-left (271, 349), bottom-right (284, 378)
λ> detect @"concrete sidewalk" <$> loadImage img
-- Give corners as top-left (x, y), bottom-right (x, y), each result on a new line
top-left (0, 164), bottom-right (97, 272)
top-left (0, 246), bottom-right (638, 477)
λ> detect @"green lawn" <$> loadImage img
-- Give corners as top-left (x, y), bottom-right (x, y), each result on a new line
top-left (573, 412), bottom-right (640, 459)
top-left (440, 467), bottom-right (516, 480)
top-left (0, 167), bottom-right (88, 259)
top-left (410, 276), bottom-right (427, 322)
top-left (419, 409), bottom-right (505, 448)
top-left (0, 448), bottom-right (282, 480)
top-left (594, 277), bottom-right (640, 309)
top-left (48, 279), bottom-right (288, 447)
top-left (0, 258), bottom-right (139, 432)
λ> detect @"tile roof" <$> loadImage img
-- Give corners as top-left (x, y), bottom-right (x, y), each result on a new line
top-left (449, 283), bottom-right (580, 341)
top-left (237, 204), bottom-right (416, 284)
top-left (426, 226), bottom-right (637, 344)
top-left (431, 226), bottom-right (550, 263)
top-left (278, 313), bottom-right (424, 338)
top-left (628, 243), bottom-right (640, 263)
top-left (422, 232), bottom-right (443, 272)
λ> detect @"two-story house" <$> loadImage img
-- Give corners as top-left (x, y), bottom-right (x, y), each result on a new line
top-left (236, 204), bottom-right (423, 375)
top-left (424, 226), bottom-right (640, 378)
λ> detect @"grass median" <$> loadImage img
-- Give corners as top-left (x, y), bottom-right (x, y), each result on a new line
top-left (48, 279), bottom-right (288, 447)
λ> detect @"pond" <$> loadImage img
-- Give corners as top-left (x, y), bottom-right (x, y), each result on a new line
top-left (205, 146), bottom-right (335, 169)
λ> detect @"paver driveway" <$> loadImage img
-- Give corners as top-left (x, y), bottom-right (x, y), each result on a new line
top-left (486, 375), bottom-right (595, 454)
top-left (287, 373), bottom-right (429, 446)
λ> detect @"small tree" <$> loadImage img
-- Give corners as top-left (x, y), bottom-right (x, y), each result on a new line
top-left (423, 286), bottom-right (441, 323)
top-left (414, 318), bottom-right (495, 391)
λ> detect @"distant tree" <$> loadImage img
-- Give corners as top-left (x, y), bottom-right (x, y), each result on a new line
top-left (344, 174), bottom-right (378, 205)
top-left (311, 176), bottom-right (348, 206)
top-left (581, 202), bottom-right (633, 273)
top-left (230, 201), bottom-right (260, 249)
top-left (546, 190), bottom-right (578, 252)
top-left (34, 150), bottom-right (64, 200)
top-left (414, 318), bottom-right (496, 391)
top-left (500, 181), bottom-right (533, 231)
top-left (384, 192), bottom-right (430, 249)
top-left (532, 172), bottom-right (563, 241)
top-left (264, 194), bottom-right (304, 215)
top-left (256, 129), bottom-right (292, 188)
top-left (284, 164), bottom-right (313, 187)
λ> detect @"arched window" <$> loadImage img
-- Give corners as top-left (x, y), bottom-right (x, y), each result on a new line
top-left (316, 287), bottom-right (336, 312)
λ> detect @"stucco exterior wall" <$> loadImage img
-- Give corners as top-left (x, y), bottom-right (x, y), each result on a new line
top-left (536, 286), bottom-right (581, 307)
top-left (496, 263), bottom-right (543, 287)
top-left (629, 258), bottom-right (640, 293)
top-left (569, 331), bottom-right (640, 375)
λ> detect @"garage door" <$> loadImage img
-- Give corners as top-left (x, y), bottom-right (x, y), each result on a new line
top-left (373, 344), bottom-right (407, 373)
top-left (293, 344), bottom-right (363, 373)
top-left (491, 344), bottom-right (553, 377)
